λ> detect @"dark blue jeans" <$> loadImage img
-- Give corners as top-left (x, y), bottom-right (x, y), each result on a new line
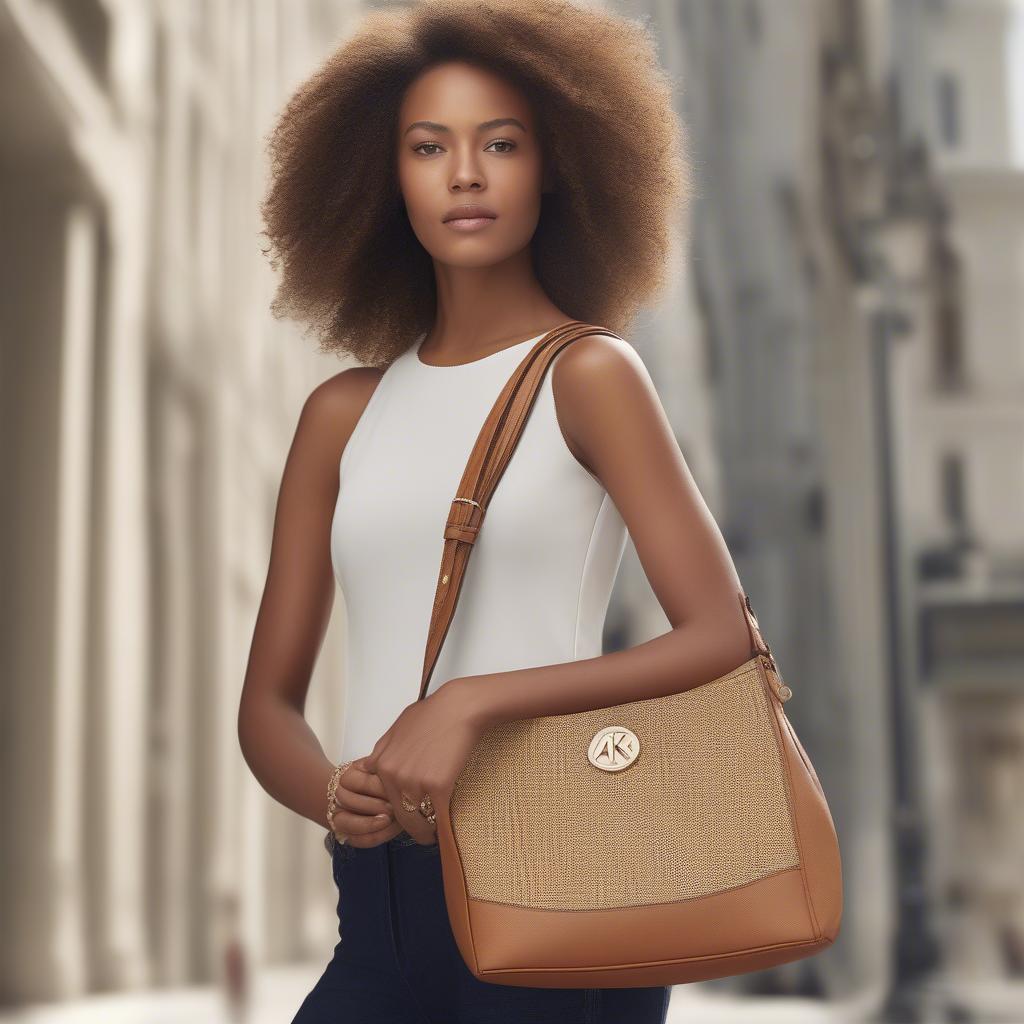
top-left (290, 830), bottom-right (672, 1023)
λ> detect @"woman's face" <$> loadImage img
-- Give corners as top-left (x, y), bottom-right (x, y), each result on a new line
top-left (396, 60), bottom-right (548, 269)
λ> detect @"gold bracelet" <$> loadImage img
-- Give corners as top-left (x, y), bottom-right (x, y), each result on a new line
top-left (327, 759), bottom-right (354, 839)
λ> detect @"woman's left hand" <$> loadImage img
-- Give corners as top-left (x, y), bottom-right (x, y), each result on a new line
top-left (362, 679), bottom-right (488, 845)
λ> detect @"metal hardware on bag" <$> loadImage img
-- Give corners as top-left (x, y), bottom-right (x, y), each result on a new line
top-left (745, 594), bottom-right (790, 700)
top-left (445, 497), bottom-right (485, 547)
top-left (744, 593), bottom-right (779, 673)
top-left (442, 574), bottom-right (449, 584)
top-left (587, 726), bottom-right (640, 772)
top-left (759, 654), bottom-right (793, 703)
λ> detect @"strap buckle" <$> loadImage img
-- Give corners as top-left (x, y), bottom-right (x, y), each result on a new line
top-left (445, 496), bottom-right (484, 544)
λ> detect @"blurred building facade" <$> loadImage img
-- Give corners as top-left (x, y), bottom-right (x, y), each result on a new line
top-left (901, 0), bottom-right (1024, 1016)
top-left (641, 0), bottom-right (898, 1010)
top-left (625, 0), bottom-right (1024, 1020)
top-left (0, 0), bottom-right (357, 1006)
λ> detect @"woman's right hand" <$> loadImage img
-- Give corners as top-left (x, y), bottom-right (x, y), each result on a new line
top-left (331, 756), bottom-right (404, 848)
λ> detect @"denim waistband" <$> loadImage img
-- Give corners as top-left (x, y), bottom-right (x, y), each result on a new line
top-left (326, 829), bottom-right (438, 857)
top-left (389, 830), bottom-right (437, 849)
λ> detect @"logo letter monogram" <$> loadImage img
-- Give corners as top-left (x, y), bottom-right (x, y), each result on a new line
top-left (587, 725), bottom-right (640, 772)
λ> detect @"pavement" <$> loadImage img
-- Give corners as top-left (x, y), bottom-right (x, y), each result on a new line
top-left (0, 966), bottom-right (885, 1024)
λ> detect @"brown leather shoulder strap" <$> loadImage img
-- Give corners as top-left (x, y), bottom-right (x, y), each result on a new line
top-left (739, 591), bottom-right (775, 668)
top-left (418, 320), bottom-right (623, 700)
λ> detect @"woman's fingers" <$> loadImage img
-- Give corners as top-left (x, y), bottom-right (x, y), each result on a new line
top-left (335, 781), bottom-right (393, 817)
top-left (345, 817), bottom-right (404, 849)
top-left (331, 806), bottom-right (394, 836)
top-left (342, 757), bottom-right (390, 801)
top-left (339, 765), bottom-right (395, 819)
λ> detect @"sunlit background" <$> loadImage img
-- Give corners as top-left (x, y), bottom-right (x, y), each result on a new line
top-left (2, 0), bottom-right (1022, 1021)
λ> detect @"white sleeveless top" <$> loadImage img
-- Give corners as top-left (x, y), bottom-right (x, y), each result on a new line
top-left (330, 330), bottom-right (628, 763)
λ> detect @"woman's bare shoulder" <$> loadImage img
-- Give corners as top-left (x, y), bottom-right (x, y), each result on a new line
top-left (299, 365), bottom-right (387, 464)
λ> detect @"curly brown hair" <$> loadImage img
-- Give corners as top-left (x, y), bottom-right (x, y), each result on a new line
top-left (259, 0), bottom-right (692, 367)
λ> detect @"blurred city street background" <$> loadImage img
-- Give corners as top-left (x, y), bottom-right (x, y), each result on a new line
top-left (2, 0), bottom-right (1023, 1021)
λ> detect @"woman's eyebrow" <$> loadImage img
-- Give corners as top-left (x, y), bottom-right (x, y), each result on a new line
top-left (403, 117), bottom-right (528, 136)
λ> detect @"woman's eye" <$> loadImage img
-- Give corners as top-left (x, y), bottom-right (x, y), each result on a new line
top-left (412, 140), bottom-right (516, 156)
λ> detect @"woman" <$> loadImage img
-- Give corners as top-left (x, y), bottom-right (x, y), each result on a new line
top-left (240, 1), bottom-right (753, 1020)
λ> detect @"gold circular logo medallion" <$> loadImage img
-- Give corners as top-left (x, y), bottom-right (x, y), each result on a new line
top-left (587, 725), bottom-right (640, 772)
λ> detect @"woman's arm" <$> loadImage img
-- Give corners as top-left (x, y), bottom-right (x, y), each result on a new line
top-left (363, 332), bottom-right (757, 844)
top-left (453, 331), bottom-right (754, 730)
top-left (236, 366), bottom-right (394, 831)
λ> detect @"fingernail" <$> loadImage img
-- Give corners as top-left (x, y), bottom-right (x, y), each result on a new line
top-left (376, 813), bottom-right (389, 820)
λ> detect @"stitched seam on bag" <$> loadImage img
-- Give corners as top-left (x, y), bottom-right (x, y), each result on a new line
top-left (765, 682), bottom-right (821, 941)
top-left (447, 813), bottom-right (483, 974)
top-left (783, 712), bottom-right (825, 799)
top-left (754, 660), bottom-right (799, 827)
top-left (753, 657), bottom-right (818, 938)
top-left (477, 934), bottom-right (826, 976)
top-left (466, 863), bottom-right (804, 910)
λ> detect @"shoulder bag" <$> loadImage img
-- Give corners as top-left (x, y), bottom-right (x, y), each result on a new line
top-left (419, 320), bottom-right (843, 988)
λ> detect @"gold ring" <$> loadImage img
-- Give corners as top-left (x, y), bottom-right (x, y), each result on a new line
top-left (400, 792), bottom-right (419, 812)
top-left (419, 794), bottom-right (436, 827)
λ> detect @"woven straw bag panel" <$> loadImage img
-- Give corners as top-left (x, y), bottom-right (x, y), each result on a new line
top-left (449, 661), bottom-right (799, 910)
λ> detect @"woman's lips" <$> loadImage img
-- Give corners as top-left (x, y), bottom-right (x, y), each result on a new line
top-left (444, 216), bottom-right (497, 232)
